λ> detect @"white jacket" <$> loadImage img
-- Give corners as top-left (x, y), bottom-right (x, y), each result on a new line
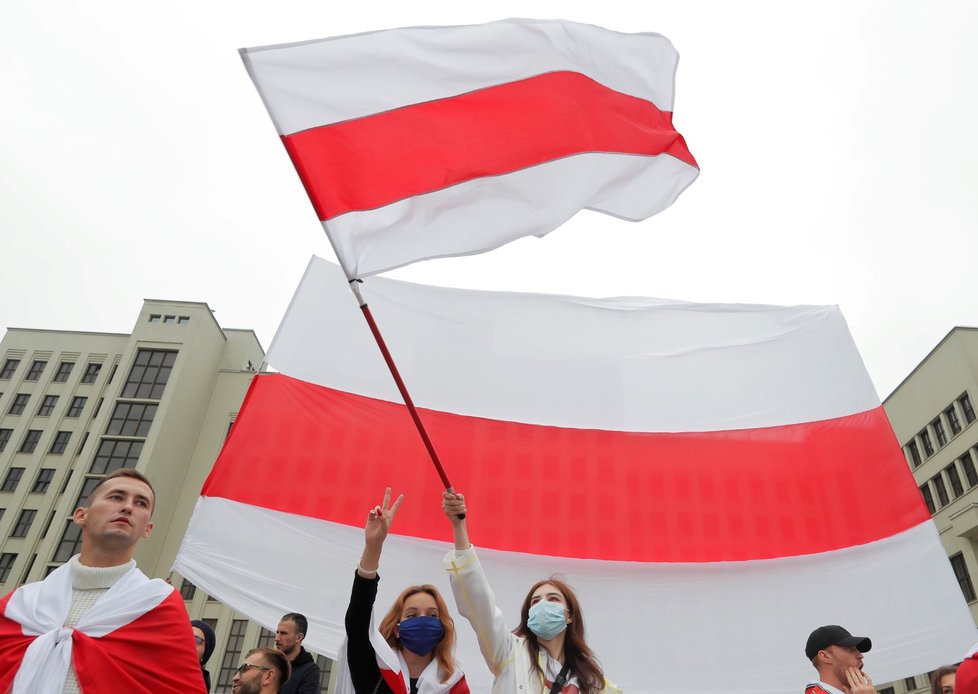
top-left (444, 546), bottom-right (620, 694)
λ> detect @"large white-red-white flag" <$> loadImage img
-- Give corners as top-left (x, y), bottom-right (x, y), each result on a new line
top-left (239, 19), bottom-right (698, 279)
top-left (175, 257), bottom-right (975, 694)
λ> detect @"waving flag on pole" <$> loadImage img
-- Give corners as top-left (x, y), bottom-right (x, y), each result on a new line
top-left (240, 19), bottom-right (698, 278)
top-left (175, 257), bottom-right (975, 694)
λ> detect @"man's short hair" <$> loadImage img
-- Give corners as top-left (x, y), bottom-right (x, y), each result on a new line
top-left (247, 647), bottom-right (291, 686)
top-left (85, 468), bottom-right (156, 514)
top-left (281, 612), bottom-right (308, 636)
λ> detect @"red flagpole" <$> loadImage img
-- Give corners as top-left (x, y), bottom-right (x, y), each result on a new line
top-left (348, 280), bottom-right (464, 517)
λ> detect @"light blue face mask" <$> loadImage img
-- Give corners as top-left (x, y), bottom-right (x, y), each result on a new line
top-left (527, 600), bottom-right (568, 641)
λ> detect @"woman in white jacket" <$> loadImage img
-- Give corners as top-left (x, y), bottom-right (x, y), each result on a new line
top-left (442, 491), bottom-right (620, 694)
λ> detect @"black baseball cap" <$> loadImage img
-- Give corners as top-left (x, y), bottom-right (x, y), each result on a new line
top-left (806, 625), bottom-right (872, 660)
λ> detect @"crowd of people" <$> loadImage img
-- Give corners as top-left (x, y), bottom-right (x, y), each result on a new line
top-left (0, 470), bottom-right (971, 693)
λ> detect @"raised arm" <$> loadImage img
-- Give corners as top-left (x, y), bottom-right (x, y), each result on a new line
top-left (441, 491), bottom-right (516, 673)
top-left (344, 488), bottom-right (403, 692)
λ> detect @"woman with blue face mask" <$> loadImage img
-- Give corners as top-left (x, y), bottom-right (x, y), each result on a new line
top-left (342, 488), bottom-right (469, 694)
top-left (442, 491), bottom-right (620, 694)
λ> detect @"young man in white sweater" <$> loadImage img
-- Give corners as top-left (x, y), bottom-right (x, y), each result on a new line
top-left (0, 468), bottom-right (205, 693)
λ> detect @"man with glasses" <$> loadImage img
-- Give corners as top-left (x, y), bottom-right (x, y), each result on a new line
top-left (233, 648), bottom-right (291, 694)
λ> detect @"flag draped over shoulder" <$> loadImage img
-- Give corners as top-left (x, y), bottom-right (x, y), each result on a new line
top-left (239, 19), bottom-right (698, 278)
top-left (175, 257), bottom-right (975, 694)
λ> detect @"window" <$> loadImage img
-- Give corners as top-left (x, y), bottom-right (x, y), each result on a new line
top-left (919, 429), bottom-right (935, 457)
top-left (59, 468), bottom-right (73, 495)
top-left (74, 477), bottom-right (102, 509)
top-left (11, 509), bottom-right (37, 538)
top-left (67, 396), bottom-right (87, 417)
top-left (54, 521), bottom-right (83, 562)
top-left (0, 359), bottom-right (19, 379)
top-left (932, 474), bottom-right (950, 507)
top-left (18, 430), bottom-right (42, 454)
top-left (90, 439), bottom-right (144, 474)
top-left (24, 360), bottom-right (46, 381)
top-left (0, 553), bottom-right (16, 583)
top-left (0, 508), bottom-right (4, 520)
top-left (0, 429), bottom-right (11, 453)
top-left (7, 394), bottom-right (29, 415)
top-left (316, 655), bottom-right (333, 692)
top-left (1, 468), bottom-right (24, 492)
top-left (946, 405), bottom-right (962, 435)
top-left (107, 364), bottom-right (117, 384)
top-left (106, 402), bottom-right (158, 437)
top-left (53, 362), bottom-right (74, 383)
top-left (179, 578), bottom-right (197, 601)
top-left (48, 431), bottom-right (71, 455)
top-left (947, 463), bottom-right (965, 498)
top-left (31, 468), bottom-right (56, 493)
top-left (932, 418), bottom-right (948, 447)
top-left (906, 441), bottom-right (922, 468)
top-left (162, 315), bottom-right (175, 324)
top-left (40, 510), bottom-right (55, 538)
top-left (217, 619), bottom-right (249, 688)
top-left (963, 451), bottom-right (978, 488)
top-left (122, 349), bottom-right (177, 400)
top-left (93, 398), bottom-right (103, 418)
top-left (920, 484), bottom-right (936, 515)
top-left (256, 627), bottom-right (275, 649)
top-left (37, 394), bottom-right (58, 416)
top-left (81, 363), bottom-right (102, 384)
top-left (962, 393), bottom-right (977, 424)
top-left (178, 316), bottom-right (190, 325)
top-left (76, 432), bottom-right (89, 456)
top-left (877, 688), bottom-right (894, 694)
top-left (148, 314), bottom-right (161, 323)
top-left (951, 553), bottom-right (977, 602)
top-left (904, 676), bottom-right (917, 689)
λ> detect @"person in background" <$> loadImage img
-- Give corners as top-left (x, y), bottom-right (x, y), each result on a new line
top-left (275, 612), bottom-right (321, 694)
top-left (804, 625), bottom-right (874, 694)
top-left (192, 619), bottom-right (217, 691)
top-left (232, 647), bottom-right (291, 694)
top-left (931, 665), bottom-right (957, 694)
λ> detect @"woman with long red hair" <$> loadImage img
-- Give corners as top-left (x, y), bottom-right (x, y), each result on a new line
top-left (442, 491), bottom-right (619, 694)
top-left (344, 488), bottom-right (468, 694)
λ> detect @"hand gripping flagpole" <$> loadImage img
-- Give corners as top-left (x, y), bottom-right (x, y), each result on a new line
top-left (348, 279), bottom-right (465, 519)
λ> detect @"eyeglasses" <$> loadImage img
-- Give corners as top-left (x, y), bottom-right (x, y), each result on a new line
top-left (235, 663), bottom-right (272, 676)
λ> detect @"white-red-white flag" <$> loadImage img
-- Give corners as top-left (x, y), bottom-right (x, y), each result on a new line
top-left (174, 257), bottom-right (975, 694)
top-left (240, 19), bottom-right (698, 278)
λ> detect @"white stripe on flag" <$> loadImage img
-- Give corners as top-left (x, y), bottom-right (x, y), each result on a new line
top-left (175, 498), bottom-right (976, 694)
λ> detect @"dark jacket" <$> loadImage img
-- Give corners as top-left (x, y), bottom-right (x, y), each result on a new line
top-left (280, 646), bottom-right (321, 694)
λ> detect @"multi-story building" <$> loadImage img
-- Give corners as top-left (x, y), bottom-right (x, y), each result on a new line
top-left (0, 300), bottom-right (334, 693)
top-left (878, 326), bottom-right (978, 694)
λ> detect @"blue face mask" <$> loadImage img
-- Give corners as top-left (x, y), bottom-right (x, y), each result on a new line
top-left (398, 616), bottom-right (445, 656)
top-left (527, 600), bottom-right (568, 641)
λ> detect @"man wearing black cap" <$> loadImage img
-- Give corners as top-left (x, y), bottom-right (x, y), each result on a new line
top-left (805, 625), bottom-right (875, 694)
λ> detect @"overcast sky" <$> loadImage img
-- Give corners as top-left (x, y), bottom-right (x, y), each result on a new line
top-left (2, 0), bottom-right (976, 398)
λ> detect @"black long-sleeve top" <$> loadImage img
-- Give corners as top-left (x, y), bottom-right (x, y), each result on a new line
top-left (345, 571), bottom-right (420, 694)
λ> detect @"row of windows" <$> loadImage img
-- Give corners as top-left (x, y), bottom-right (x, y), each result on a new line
top-left (7, 392), bottom-right (91, 417)
top-left (148, 314), bottom-right (190, 325)
top-left (0, 359), bottom-right (102, 384)
top-left (919, 446), bottom-right (978, 514)
top-left (1, 467), bottom-right (58, 493)
top-left (904, 392), bottom-right (976, 467)
top-left (0, 429), bottom-right (73, 457)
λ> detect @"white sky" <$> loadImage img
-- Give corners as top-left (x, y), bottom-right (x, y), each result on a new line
top-left (1, 0), bottom-right (976, 398)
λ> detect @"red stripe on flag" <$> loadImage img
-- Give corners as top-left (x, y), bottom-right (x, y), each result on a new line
top-left (280, 71), bottom-right (698, 220)
top-left (204, 375), bottom-right (926, 563)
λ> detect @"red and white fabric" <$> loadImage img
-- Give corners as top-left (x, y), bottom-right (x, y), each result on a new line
top-left (174, 257), bottom-right (975, 693)
top-left (240, 19), bottom-right (698, 278)
top-left (0, 561), bottom-right (204, 694)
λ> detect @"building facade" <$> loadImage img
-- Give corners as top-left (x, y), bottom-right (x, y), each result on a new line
top-left (0, 300), bottom-right (334, 693)
top-left (877, 327), bottom-right (978, 694)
